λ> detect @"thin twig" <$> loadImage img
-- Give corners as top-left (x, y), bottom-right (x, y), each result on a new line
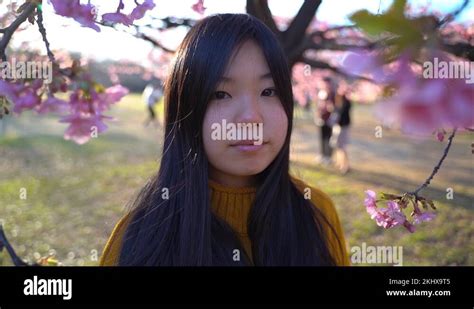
top-left (439, 0), bottom-right (470, 26)
top-left (36, 7), bottom-right (55, 62)
top-left (411, 128), bottom-right (458, 196)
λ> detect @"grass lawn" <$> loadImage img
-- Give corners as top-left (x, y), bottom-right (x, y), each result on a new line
top-left (0, 93), bottom-right (472, 266)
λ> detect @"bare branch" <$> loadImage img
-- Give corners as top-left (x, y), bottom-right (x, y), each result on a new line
top-left (440, 41), bottom-right (474, 61)
top-left (307, 39), bottom-right (373, 52)
top-left (301, 56), bottom-right (376, 83)
top-left (0, 2), bottom-right (37, 61)
top-left (97, 16), bottom-right (198, 54)
top-left (439, 0), bottom-right (470, 26)
top-left (283, 0), bottom-right (322, 48)
top-left (246, 0), bottom-right (280, 35)
top-left (136, 31), bottom-right (175, 54)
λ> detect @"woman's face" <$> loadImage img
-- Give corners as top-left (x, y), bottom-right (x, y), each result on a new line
top-left (202, 39), bottom-right (288, 187)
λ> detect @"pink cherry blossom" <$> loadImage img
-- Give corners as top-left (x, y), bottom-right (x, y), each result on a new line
top-left (371, 201), bottom-right (405, 229)
top-left (103, 85), bottom-right (129, 104)
top-left (36, 95), bottom-right (69, 115)
top-left (364, 190), bottom-right (415, 233)
top-left (364, 190), bottom-right (377, 209)
top-left (96, 85), bottom-right (129, 112)
top-left (12, 88), bottom-right (41, 114)
top-left (0, 80), bottom-right (42, 114)
top-left (435, 129), bottom-right (446, 142)
top-left (437, 132), bottom-right (445, 142)
top-left (101, 0), bottom-right (155, 26)
top-left (59, 113), bottom-right (111, 145)
top-left (364, 190), bottom-right (384, 222)
top-left (378, 201), bottom-right (407, 228)
top-left (68, 90), bottom-right (93, 115)
top-left (341, 50), bottom-right (387, 83)
top-left (50, 0), bottom-right (100, 32)
top-left (129, 0), bottom-right (156, 20)
top-left (343, 50), bottom-right (474, 136)
top-left (56, 81), bottom-right (127, 144)
top-left (102, 12), bottom-right (132, 26)
top-left (0, 80), bottom-right (23, 101)
top-left (412, 212), bottom-right (436, 225)
top-left (191, 0), bottom-right (206, 15)
top-left (375, 78), bottom-right (474, 135)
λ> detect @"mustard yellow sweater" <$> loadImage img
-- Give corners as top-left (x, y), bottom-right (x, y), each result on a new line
top-left (99, 177), bottom-right (350, 266)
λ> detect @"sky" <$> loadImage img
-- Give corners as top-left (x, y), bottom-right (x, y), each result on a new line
top-left (3, 0), bottom-right (473, 65)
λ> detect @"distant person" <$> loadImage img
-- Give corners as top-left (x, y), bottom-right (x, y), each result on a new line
top-left (330, 84), bottom-right (352, 174)
top-left (314, 77), bottom-right (335, 165)
top-left (142, 81), bottom-right (163, 127)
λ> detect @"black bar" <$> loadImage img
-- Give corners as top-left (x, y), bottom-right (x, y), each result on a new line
top-left (0, 267), bottom-right (472, 306)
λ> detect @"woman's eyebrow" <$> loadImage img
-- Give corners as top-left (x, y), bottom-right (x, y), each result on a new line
top-left (219, 72), bottom-right (272, 82)
top-left (260, 72), bottom-right (272, 80)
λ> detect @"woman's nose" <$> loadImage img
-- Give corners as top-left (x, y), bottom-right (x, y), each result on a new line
top-left (236, 94), bottom-right (263, 124)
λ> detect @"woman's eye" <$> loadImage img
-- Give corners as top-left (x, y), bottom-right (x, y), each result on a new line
top-left (212, 91), bottom-right (231, 100)
top-left (261, 88), bottom-right (277, 97)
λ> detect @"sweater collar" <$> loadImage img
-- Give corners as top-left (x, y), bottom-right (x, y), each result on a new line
top-left (208, 179), bottom-right (257, 235)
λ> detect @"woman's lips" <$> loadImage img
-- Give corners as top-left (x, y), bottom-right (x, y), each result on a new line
top-left (230, 141), bottom-right (267, 152)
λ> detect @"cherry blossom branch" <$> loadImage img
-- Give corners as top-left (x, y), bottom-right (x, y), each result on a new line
top-left (411, 128), bottom-right (458, 197)
top-left (136, 31), bottom-right (175, 53)
top-left (364, 129), bottom-right (459, 233)
top-left (308, 39), bottom-right (374, 52)
top-left (123, 16), bottom-right (196, 32)
top-left (0, 224), bottom-right (30, 266)
top-left (96, 20), bottom-right (177, 53)
top-left (36, 6), bottom-right (55, 63)
top-left (0, 2), bottom-right (37, 61)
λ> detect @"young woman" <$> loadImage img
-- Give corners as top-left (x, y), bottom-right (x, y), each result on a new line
top-left (100, 13), bottom-right (350, 266)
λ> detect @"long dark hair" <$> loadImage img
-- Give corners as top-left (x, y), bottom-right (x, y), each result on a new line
top-left (119, 14), bottom-right (340, 266)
